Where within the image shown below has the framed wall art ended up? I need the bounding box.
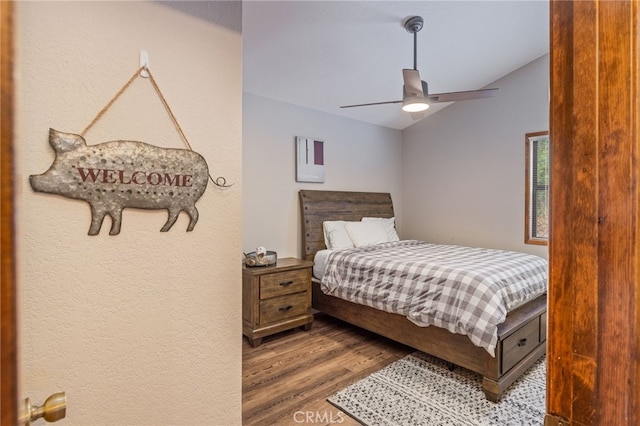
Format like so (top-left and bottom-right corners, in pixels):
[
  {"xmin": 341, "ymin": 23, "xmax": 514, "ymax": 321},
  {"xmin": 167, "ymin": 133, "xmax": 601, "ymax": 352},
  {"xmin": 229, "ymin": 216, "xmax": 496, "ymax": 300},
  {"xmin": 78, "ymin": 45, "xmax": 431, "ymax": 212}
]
[{"xmin": 295, "ymin": 136, "xmax": 325, "ymax": 183}]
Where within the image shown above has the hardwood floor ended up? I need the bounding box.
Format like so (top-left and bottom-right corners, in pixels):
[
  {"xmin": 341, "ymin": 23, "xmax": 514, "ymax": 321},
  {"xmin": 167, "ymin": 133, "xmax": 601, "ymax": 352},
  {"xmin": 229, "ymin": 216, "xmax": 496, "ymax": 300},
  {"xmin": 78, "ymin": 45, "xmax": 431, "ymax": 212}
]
[{"xmin": 242, "ymin": 312, "xmax": 413, "ymax": 425}]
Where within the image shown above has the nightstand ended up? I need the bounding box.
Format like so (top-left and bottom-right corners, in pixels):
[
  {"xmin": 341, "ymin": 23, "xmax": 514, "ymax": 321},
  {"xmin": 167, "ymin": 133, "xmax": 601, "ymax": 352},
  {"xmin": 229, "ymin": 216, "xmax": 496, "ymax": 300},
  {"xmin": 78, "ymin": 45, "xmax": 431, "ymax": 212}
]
[{"xmin": 242, "ymin": 257, "xmax": 314, "ymax": 347}]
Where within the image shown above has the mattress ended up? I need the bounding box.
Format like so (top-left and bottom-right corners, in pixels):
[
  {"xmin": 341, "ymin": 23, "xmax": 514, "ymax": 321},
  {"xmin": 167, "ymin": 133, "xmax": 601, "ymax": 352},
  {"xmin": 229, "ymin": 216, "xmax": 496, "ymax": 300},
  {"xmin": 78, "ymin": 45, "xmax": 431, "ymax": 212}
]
[{"xmin": 313, "ymin": 249, "xmax": 332, "ymax": 280}]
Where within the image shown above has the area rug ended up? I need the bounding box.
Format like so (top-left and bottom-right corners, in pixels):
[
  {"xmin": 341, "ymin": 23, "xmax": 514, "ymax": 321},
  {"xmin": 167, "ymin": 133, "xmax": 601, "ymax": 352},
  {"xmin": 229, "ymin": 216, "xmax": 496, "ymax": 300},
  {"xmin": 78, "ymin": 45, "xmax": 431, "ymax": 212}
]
[{"xmin": 328, "ymin": 352, "xmax": 545, "ymax": 426}]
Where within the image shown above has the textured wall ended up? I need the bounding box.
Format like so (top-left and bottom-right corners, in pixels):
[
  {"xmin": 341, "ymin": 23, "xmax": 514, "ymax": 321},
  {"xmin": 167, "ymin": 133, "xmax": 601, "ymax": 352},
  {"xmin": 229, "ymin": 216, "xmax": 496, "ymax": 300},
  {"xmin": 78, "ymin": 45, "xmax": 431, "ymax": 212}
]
[{"xmin": 15, "ymin": 2, "xmax": 242, "ymax": 424}]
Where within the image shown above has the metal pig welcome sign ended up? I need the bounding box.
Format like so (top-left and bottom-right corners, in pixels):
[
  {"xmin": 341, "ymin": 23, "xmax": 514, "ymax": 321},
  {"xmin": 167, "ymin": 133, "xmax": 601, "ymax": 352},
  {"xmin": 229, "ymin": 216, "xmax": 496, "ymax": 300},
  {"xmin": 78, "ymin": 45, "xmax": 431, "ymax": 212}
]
[{"xmin": 29, "ymin": 129, "xmax": 209, "ymax": 235}]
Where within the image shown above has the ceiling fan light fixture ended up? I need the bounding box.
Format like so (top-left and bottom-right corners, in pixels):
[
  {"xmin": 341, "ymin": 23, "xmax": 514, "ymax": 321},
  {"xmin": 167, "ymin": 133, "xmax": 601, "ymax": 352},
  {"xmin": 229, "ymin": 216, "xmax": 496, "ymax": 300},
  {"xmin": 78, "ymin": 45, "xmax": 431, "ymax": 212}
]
[{"xmin": 402, "ymin": 98, "xmax": 429, "ymax": 112}]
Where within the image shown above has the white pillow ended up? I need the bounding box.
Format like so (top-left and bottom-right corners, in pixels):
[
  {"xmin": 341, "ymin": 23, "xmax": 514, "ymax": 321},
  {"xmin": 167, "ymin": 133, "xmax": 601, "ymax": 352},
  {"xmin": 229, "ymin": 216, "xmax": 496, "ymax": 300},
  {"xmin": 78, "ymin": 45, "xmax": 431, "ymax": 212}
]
[
  {"xmin": 323, "ymin": 221, "xmax": 356, "ymax": 250},
  {"xmin": 344, "ymin": 221, "xmax": 389, "ymax": 247},
  {"xmin": 362, "ymin": 217, "xmax": 400, "ymax": 242}
]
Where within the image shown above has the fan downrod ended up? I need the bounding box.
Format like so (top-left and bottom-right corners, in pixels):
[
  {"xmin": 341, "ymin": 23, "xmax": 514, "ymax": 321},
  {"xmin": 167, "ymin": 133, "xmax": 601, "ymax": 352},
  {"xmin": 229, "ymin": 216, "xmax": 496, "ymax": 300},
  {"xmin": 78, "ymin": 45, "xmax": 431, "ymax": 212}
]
[{"xmin": 403, "ymin": 16, "xmax": 424, "ymax": 34}]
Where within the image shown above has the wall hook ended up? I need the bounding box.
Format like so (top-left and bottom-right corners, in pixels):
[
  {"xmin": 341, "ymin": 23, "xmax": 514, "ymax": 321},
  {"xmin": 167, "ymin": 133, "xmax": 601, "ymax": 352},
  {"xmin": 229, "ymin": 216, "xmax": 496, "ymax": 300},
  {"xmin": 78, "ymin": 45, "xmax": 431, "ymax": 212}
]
[{"xmin": 139, "ymin": 50, "xmax": 149, "ymax": 78}]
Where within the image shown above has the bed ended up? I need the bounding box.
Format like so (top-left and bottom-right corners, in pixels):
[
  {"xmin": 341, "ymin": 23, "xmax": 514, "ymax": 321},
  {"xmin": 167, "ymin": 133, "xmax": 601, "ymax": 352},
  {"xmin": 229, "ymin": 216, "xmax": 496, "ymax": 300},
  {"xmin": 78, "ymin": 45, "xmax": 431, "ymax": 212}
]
[{"xmin": 299, "ymin": 189, "xmax": 547, "ymax": 402}]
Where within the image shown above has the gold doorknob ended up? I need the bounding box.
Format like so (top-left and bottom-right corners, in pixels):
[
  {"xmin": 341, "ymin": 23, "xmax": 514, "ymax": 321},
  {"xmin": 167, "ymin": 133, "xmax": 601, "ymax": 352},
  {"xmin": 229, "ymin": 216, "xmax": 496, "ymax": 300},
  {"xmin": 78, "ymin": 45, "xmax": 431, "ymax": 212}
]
[{"xmin": 21, "ymin": 392, "xmax": 66, "ymax": 425}]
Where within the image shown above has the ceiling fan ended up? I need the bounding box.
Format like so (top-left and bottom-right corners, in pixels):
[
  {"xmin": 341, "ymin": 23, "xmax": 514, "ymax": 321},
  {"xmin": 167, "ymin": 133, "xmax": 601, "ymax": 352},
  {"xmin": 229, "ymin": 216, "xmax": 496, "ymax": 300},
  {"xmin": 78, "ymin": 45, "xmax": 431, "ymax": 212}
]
[{"xmin": 340, "ymin": 16, "xmax": 498, "ymax": 115}]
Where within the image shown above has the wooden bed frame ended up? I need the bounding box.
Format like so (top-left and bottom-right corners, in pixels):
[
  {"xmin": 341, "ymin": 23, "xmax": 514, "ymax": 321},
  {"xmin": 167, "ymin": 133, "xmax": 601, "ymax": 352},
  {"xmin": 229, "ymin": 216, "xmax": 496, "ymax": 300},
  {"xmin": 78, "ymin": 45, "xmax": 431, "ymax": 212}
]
[{"xmin": 299, "ymin": 189, "xmax": 546, "ymax": 402}]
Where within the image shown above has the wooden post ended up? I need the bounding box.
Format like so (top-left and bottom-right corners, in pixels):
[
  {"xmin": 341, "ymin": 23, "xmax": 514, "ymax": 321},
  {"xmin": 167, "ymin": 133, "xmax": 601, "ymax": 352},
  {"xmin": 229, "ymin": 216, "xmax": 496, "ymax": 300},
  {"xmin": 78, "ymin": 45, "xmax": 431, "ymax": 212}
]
[{"xmin": 548, "ymin": 0, "xmax": 639, "ymax": 424}]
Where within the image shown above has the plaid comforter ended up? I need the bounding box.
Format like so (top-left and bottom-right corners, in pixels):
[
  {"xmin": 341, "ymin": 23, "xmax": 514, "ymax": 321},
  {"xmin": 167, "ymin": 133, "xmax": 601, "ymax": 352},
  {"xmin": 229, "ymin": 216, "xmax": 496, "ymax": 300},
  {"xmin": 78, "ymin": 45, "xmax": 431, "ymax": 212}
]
[{"xmin": 320, "ymin": 240, "xmax": 547, "ymax": 356}]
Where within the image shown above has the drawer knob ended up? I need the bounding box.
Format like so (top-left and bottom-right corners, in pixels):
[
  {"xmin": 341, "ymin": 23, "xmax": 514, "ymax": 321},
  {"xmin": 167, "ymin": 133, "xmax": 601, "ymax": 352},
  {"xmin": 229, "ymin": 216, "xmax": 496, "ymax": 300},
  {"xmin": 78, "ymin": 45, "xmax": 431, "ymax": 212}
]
[
  {"xmin": 517, "ymin": 338, "xmax": 528, "ymax": 347},
  {"xmin": 279, "ymin": 305, "xmax": 293, "ymax": 312},
  {"xmin": 279, "ymin": 280, "xmax": 294, "ymax": 287}
]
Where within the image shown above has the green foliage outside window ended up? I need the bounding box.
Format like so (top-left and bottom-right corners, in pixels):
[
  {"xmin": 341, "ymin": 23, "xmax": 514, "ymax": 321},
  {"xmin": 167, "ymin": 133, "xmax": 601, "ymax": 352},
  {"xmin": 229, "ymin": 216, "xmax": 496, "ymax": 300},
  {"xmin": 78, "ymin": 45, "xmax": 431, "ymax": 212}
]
[{"xmin": 526, "ymin": 132, "xmax": 549, "ymax": 244}]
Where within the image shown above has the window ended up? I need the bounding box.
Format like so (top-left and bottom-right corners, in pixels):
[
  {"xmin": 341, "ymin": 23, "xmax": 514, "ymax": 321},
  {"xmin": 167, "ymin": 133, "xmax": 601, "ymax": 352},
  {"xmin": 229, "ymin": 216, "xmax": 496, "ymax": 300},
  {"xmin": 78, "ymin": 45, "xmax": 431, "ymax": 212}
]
[{"xmin": 525, "ymin": 131, "xmax": 549, "ymax": 245}]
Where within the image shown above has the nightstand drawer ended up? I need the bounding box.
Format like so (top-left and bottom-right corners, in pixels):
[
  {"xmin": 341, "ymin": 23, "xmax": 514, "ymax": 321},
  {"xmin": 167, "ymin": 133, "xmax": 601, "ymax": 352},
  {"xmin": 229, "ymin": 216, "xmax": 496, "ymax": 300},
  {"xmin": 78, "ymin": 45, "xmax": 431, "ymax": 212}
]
[
  {"xmin": 260, "ymin": 269, "xmax": 310, "ymax": 299},
  {"xmin": 502, "ymin": 317, "xmax": 539, "ymax": 373},
  {"xmin": 260, "ymin": 292, "xmax": 310, "ymax": 325}
]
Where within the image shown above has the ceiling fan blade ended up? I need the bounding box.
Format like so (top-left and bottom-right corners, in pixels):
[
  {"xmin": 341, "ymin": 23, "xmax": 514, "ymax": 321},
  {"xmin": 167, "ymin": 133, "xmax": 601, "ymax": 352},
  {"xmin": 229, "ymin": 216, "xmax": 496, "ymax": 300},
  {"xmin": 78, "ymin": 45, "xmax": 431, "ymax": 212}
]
[
  {"xmin": 340, "ymin": 100, "xmax": 402, "ymax": 109},
  {"xmin": 427, "ymin": 88, "xmax": 499, "ymax": 103},
  {"xmin": 402, "ymin": 69, "xmax": 424, "ymax": 98}
]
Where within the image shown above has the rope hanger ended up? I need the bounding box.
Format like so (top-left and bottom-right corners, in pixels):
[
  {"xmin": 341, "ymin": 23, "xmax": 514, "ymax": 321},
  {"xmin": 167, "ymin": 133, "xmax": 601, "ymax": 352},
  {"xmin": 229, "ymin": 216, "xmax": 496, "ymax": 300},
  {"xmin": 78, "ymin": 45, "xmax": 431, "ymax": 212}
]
[{"xmin": 82, "ymin": 65, "xmax": 231, "ymax": 188}]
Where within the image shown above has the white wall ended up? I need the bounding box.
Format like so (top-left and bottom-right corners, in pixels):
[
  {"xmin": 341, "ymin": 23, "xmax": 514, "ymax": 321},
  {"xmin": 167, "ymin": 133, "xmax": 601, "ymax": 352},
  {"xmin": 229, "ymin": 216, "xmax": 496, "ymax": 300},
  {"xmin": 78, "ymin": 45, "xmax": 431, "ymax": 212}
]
[
  {"xmin": 15, "ymin": 2, "xmax": 242, "ymax": 425},
  {"xmin": 402, "ymin": 55, "xmax": 549, "ymax": 258},
  {"xmin": 243, "ymin": 94, "xmax": 403, "ymax": 258}
]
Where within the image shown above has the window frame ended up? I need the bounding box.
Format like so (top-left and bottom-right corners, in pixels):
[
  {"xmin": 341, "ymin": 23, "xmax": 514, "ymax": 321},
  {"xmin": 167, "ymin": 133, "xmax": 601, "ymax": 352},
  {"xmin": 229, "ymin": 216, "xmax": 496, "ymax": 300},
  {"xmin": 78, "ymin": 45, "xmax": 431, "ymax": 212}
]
[{"xmin": 525, "ymin": 131, "xmax": 549, "ymax": 245}]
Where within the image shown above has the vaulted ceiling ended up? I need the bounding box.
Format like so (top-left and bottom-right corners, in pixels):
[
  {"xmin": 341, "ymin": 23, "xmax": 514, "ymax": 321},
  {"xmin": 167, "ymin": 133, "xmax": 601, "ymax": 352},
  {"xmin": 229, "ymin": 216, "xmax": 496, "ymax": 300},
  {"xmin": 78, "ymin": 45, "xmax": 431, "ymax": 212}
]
[{"xmin": 242, "ymin": 1, "xmax": 549, "ymax": 130}]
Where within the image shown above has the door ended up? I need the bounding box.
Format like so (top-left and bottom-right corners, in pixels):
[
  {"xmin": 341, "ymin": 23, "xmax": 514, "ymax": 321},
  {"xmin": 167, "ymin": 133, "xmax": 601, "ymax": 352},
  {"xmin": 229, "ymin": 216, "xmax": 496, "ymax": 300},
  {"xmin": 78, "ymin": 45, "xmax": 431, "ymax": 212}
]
[{"xmin": 3, "ymin": 5, "xmax": 65, "ymax": 423}]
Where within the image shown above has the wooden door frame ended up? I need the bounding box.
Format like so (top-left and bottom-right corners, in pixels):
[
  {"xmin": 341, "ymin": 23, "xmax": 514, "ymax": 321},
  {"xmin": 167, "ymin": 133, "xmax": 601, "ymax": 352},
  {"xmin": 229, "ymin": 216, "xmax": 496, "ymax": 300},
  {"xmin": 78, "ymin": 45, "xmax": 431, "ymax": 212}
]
[
  {"xmin": 547, "ymin": 0, "xmax": 639, "ymax": 424},
  {"xmin": 1, "ymin": 1, "xmax": 18, "ymax": 424}
]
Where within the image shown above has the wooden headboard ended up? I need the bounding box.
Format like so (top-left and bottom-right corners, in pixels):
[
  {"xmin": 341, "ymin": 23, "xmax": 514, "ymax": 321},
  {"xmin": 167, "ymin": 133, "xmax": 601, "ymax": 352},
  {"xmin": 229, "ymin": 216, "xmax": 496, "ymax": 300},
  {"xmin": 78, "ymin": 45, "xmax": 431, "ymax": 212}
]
[{"xmin": 299, "ymin": 190, "xmax": 394, "ymax": 261}]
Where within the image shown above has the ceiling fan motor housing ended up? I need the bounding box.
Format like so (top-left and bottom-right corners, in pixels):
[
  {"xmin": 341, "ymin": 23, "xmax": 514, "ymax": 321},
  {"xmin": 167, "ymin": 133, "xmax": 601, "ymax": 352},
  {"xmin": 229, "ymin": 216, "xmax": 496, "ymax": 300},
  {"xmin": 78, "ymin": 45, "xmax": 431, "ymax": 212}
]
[
  {"xmin": 421, "ymin": 81, "xmax": 428, "ymax": 97},
  {"xmin": 402, "ymin": 80, "xmax": 429, "ymax": 98}
]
